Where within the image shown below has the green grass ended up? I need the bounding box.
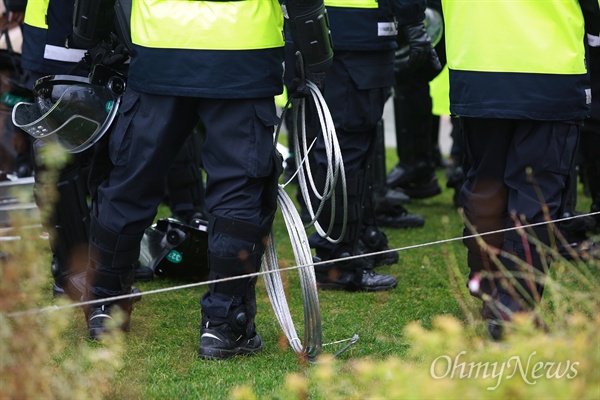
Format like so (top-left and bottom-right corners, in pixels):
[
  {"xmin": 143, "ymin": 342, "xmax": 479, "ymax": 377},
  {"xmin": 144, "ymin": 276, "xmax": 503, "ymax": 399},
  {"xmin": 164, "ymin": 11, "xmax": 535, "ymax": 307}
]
[
  {"xmin": 4, "ymin": 146, "xmax": 598, "ymax": 399},
  {"xmin": 37, "ymin": 149, "xmax": 471, "ymax": 397},
  {"xmin": 64, "ymin": 194, "xmax": 467, "ymax": 396}
]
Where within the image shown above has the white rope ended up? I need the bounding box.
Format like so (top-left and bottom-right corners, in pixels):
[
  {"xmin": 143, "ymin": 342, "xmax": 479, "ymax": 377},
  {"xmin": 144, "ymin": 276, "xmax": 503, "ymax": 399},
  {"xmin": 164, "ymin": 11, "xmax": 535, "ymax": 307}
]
[{"xmin": 6, "ymin": 211, "xmax": 599, "ymax": 319}]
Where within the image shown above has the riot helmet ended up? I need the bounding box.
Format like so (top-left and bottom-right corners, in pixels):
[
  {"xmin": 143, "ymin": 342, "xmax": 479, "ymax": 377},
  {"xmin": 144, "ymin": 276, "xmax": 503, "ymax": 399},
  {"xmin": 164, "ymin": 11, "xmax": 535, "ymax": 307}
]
[{"xmin": 11, "ymin": 65, "xmax": 126, "ymax": 153}]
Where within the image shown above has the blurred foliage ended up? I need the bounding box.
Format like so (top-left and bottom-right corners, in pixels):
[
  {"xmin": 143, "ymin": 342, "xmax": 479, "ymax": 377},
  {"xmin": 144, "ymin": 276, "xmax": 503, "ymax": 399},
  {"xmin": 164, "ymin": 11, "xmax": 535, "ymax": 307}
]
[{"xmin": 0, "ymin": 145, "xmax": 135, "ymax": 399}]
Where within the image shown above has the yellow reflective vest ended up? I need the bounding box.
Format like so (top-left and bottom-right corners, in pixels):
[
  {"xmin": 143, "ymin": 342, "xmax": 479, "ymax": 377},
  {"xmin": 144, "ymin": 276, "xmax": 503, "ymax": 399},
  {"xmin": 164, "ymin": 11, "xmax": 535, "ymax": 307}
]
[
  {"xmin": 22, "ymin": 0, "xmax": 87, "ymax": 74},
  {"xmin": 443, "ymin": 0, "xmax": 591, "ymax": 120},
  {"xmin": 128, "ymin": 0, "xmax": 285, "ymax": 98}
]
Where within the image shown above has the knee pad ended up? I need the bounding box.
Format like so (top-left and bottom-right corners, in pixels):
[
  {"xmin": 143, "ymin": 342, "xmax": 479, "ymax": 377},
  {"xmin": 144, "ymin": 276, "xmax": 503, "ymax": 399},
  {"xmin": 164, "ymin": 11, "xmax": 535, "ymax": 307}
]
[{"xmin": 89, "ymin": 215, "xmax": 143, "ymax": 268}]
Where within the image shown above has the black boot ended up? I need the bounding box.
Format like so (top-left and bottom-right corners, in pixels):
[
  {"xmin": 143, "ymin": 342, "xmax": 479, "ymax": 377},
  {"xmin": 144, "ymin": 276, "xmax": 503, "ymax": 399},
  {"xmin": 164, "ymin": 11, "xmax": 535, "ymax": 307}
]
[
  {"xmin": 359, "ymin": 194, "xmax": 400, "ymax": 265},
  {"xmin": 373, "ymin": 186, "xmax": 425, "ymax": 228},
  {"xmin": 481, "ymin": 289, "xmax": 525, "ymax": 341},
  {"xmin": 557, "ymin": 161, "xmax": 599, "ymax": 260},
  {"xmin": 558, "ymin": 211, "xmax": 599, "ymax": 260},
  {"xmin": 199, "ymin": 235, "xmax": 266, "ymax": 359},
  {"xmin": 481, "ymin": 229, "xmax": 551, "ymax": 341},
  {"xmin": 314, "ymin": 248, "xmax": 397, "ymax": 291},
  {"xmin": 199, "ymin": 303, "xmax": 262, "ymax": 360},
  {"xmin": 375, "ymin": 203, "xmax": 425, "ymax": 229},
  {"xmin": 389, "ymin": 78, "xmax": 442, "ymax": 199},
  {"xmin": 369, "ymin": 120, "xmax": 423, "ymax": 228},
  {"xmin": 386, "ymin": 162, "xmax": 442, "ymax": 199},
  {"xmin": 357, "ymin": 225, "xmax": 399, "ymax": 267},
  {"xmin": 87, "ymin": 286, "xmax": 142, "ymax": 340},
  {"xmin": 311, "ymin": 210, "xmax": 399, "ymax": 291},
  {"xmin": 86, "ymin": 217, "xmax": 144, "ymax": 340}
]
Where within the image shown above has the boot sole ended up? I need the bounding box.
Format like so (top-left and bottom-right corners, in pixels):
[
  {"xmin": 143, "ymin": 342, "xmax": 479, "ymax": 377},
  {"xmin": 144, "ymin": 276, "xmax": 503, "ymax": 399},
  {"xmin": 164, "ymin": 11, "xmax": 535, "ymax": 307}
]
[{"xmin": 198, "ymin": 345, "xmax": 262, "ymax": 360}]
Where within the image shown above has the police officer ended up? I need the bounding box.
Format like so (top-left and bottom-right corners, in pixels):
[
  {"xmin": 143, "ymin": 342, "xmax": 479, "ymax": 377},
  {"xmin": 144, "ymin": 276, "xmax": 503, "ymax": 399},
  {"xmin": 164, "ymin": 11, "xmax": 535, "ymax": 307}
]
[
  {"xmin": 443, "ymin": 0, "xmax": 600, "ymax": 338},
  {"xmin": 580, "ymin": 38, "xmax": 600, "ymax": 231},
  {"xmin": 386, "ymin": 0, "xmax": 445, "ymax": 200},
  {"xmin": 12, "ymin": 0, "xmax": 204, "ymax": 301},
  {"xmin": 15, "ymin": 0, "xmax": 109, "ymax": 300},
  {"xmin": 2, "ymin": 0, "xmax": 32, "ymax": 177},
  {"xmin": 306, "ymin": 0, "xmax": 439, "ymax": 291},
  {"xmin": 558, "ymin": 31, "xmax": 600, "ymax": 258},
  {"xmin": 75, "ymin": 0, "xmax": 332, "ymax": 360}
]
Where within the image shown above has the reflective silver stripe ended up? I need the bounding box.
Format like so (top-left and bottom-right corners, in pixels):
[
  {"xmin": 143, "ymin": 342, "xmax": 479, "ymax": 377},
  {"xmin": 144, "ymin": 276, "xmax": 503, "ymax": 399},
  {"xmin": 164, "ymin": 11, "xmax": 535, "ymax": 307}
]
[
  {"xmin": 89, "ymin": 313, "xmax": 112, "ymax": 321},
  {"xmin": 201, "ymin": 333, "xmax": 223, "ymax": 342},
  {"xmin": 43, "ymin": 45, "xmax": 87, "ymax": 63},
  {"xmin": 377, "ymin": 22, "xmax": 397, "ymax": 37}
]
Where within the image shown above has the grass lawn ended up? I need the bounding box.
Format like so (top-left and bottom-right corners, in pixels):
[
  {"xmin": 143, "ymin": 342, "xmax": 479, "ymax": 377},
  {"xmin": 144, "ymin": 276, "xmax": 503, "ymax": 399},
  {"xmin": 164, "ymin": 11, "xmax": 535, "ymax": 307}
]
[
  {"xmin": 62, "ymin": 164, "xmax": 471, "ymax": 398},
  {"xmin": 2, "ymin": 146, "xmax": 598, "ymax": 399}
]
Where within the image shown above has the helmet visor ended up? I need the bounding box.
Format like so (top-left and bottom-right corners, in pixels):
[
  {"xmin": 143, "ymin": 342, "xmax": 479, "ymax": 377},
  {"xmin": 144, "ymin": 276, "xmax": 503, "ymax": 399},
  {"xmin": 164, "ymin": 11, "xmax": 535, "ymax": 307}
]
[
  {"xmin": 12, "ymin": 76, "xmax": 122, "ymax": 153},
  {"xmin": 425, "ymin": 7, "xmax": 444, "ymax": 47}
]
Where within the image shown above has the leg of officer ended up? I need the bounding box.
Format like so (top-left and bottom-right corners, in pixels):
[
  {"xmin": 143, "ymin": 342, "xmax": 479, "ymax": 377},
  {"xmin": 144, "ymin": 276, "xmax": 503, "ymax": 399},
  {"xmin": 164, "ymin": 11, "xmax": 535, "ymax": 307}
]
[
  {"xmin": 498, "ymin": 120, "xmax": 578, "ymax": 308},
  {"xmin": 461, "ymin": 117, "xmax": 579, "ymax": 340},
  {"xmin": 166, "ymin": 130, "xmax": 207, "ymax": 224},
  {"xmin": 309, "ymin": 50, "xmax": 398, "ymax": 292},
  {"xmin": 86, "ymin": 89, "xmax": 196, "ymax": 339},
  {"xmin": 197, "ymin": 97, "xmax": 280, "ymax": 359},
  {"xmin": 460, "ymin": 117, "xmax": 511, "ymax": 303}
]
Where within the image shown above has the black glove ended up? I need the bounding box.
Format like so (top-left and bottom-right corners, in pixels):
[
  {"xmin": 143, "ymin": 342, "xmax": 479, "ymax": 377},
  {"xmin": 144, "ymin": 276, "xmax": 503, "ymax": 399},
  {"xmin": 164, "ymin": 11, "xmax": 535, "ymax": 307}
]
[
  {"xmin": 395, "ymin": 22, "xmax": 442, "ymax": 80},
  {"xmin": 83, "ymin": 33, "xmax": 130, "ymax": 69},
  {"xmin": 288, "ymin": 55, "xmax": 326, "ymax": 99}
]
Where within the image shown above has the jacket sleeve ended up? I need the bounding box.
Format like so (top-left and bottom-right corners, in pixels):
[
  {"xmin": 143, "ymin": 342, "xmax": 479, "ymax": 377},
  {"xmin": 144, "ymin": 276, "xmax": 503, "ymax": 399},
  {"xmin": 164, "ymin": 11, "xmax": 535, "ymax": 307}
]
[
  {"xmin": 4, "ymin": 0, "xmax": 28, "ymax": 12},
  {"xmin": 579, "ymin": 0, "xmax": 600, "ymax": 36}
]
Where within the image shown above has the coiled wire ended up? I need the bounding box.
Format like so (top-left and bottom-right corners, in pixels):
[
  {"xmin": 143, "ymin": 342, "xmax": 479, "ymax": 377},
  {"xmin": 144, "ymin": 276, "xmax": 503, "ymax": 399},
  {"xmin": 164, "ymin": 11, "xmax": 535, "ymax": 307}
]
[
  {"xmin": 263, "ymin": 186, "xmax": 322, "ymax": 359},
  {"xmin": 290, "ymin": 80, "xmax": 348, "ymax": 243},
  {"xmin": 264, "ymin": 68, "xmax": 352, "ymax": 360}
]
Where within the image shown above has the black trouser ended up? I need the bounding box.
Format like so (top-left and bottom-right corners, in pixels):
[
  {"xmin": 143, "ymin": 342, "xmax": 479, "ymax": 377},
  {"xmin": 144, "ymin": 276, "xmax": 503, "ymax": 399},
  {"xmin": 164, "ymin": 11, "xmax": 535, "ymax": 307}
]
[
  {"xmin": 393, "ymin": 77, "xmax": 435, "ymax": 172},
  {"xmin": 580, "ymin": 45, "xmax": 600, "ymax": 219},
  {"xmin": 89, "ymin": 90, "xmax": 280, "ymax": 316},
  {"xmin": 460, "ymin": 118, "xmax": 579, "ymax": 304},
  {"xmin": 33, "ymin": 141, "xmax": 92, "ymax": 294},
  {"xmin": 307, "ymin": 50, "xmax": 394, "ymax": 256},
  {"xmin": 166, "ymin": 130, "xmax": 206, "ymax": 222}
]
